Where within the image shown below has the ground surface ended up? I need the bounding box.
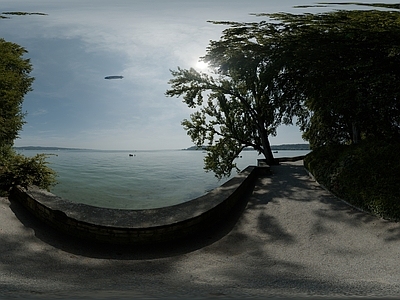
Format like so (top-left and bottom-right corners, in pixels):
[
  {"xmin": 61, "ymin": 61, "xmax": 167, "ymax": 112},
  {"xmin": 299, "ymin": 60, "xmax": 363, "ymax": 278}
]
[{"xmin": 1, "ymin": 161, "xmax": 400, "ymax": 299}]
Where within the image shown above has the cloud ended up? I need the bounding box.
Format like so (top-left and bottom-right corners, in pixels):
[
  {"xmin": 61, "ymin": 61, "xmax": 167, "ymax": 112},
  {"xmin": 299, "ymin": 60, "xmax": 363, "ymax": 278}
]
[
  {"xmin": 5, "ymin": 0, "xmax": 325, "ymax": 150},
  {"xmin": 30, "ymin": 109, "xmax": 48, "ymax": 116}
]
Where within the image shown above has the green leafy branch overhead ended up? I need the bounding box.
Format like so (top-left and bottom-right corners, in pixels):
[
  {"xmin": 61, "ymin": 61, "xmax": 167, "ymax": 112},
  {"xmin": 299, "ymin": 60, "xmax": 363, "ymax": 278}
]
[{"xmin": 167, "ymin": 3, "xmax": 400, "ymax": 178}]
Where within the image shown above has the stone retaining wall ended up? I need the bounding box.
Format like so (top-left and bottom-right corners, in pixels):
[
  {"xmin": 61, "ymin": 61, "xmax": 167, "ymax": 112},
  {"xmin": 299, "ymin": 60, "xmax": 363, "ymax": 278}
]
[{"xmin": 10, "ymin": 166, "xmax": 268, "ymax": 244}]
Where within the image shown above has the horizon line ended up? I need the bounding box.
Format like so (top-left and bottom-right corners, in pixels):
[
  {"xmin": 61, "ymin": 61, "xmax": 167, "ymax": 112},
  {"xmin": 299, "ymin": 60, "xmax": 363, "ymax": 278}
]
[{"xmin": 13, "ymin": 143, "xmax": 310, "ymax": 152}]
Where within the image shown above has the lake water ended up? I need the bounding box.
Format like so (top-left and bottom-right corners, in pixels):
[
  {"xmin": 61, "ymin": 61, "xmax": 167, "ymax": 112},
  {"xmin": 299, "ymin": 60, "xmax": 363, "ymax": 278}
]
[{"xmin": 17, "ymin": 149, "xmax": 310, "ymax": 209}]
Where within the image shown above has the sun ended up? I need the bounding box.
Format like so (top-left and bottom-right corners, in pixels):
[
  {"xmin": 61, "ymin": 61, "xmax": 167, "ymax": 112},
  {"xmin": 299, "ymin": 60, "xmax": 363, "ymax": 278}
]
[{"xmin": 195, "ymin": 60, "xmax": 209, "ymax": 70}]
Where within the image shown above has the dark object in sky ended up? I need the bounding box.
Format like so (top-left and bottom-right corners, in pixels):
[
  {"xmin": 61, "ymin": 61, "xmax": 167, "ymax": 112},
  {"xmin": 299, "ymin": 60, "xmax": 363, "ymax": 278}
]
[
  {"xmin": 2, "ymin": 12, "xmax": 48, "ymax": 16},
  {"xmin": 104, "ymin": 75, "xmax": 123, "ymax": 80}
]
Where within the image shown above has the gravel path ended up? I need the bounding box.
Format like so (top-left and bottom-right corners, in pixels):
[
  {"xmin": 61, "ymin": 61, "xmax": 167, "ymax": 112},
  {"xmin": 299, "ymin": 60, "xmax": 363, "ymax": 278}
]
[{"xmin": 1, "ymin": 161, "xmax": 400, "ymax": 299}]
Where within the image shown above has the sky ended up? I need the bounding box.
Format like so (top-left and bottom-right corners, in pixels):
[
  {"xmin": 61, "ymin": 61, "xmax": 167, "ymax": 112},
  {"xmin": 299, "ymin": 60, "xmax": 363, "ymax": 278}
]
[{"xmin": 1, "ymin": 0, "xmax": 397, "ymax": 150}]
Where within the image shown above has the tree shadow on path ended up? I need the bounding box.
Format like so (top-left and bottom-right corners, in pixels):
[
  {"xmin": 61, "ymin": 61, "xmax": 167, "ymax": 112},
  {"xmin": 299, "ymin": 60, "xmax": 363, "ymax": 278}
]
[{"xmin": 248, "ymin": 162, "xmax": 400, "ymax": 243}]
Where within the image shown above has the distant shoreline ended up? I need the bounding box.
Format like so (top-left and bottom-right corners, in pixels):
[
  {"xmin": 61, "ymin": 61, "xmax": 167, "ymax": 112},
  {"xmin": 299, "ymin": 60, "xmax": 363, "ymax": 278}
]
[
  {"xmin": 184, "ymin": 143, "xmax": 310, "ymax": 151},
  {"xmin": 14, "ymin": 143, "xmax": 310, "ymax": 152},
  {"xmin": 14, "ymin": 146, "xmax": 91, "ymax": 151},
  {"xmin": 270, "ymin": 143, "xmax": 310, "ymax": 151}
]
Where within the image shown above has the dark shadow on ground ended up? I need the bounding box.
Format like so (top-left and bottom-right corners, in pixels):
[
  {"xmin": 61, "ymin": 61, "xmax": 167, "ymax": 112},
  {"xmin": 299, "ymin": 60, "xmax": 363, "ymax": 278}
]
[
  {"xmin": 263, "ymin": 163, "xmax": 380, "ymax": 218},
  {"xmin": 251, "ymin": 162, "xmax": 400, "ymax": 242}
]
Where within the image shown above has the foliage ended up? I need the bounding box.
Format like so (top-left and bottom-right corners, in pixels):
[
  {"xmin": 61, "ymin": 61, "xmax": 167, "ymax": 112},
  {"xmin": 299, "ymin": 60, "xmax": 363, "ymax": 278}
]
[
  {"xmin": 167, "ymin": 4, "xmax": 400, "ymax": 177},
  {"xmin": 0, "ymin": 38, "xmax": 34, "ymax": 147},
  {"xmin": 320, "ymin": 3, "xmax": 400, "ymax": 10},
  {"xmin": 0, "ymin": 38, "xmax": 57, "ymax": 194},
  {"xmin": 287, "ymin": 4, "xmax": 400, "ymax": 220},
  {"xmin": 167, "ymin": 3, "xmax": 400, "ymax": 183},
  {"xmin": 0, "ymin": 146, "xmax": 57, "ymax": 195},
  {"xmin": 166, "ymin": 22, "xmax": 306, "ymax": 178},
  {"xmin": 267, "ymin": 8, "xmax": 400, "ymax": 147},
  {"xmin": 304, "ymin": 141, "xmax": 400, "ymax": 220}
]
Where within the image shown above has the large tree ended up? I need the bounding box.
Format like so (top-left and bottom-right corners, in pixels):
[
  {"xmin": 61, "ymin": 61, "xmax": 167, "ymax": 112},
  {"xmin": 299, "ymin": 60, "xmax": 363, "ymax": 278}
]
[
  {"xmin": 167, "ymin": 3, "xmax": 400, "ymax": 177},
  {"xmin": 166, "ymin": 22, "xmax": 304, "ymax": 178},
  {"xmin": 268, "ymin": 6, "xmax": 400, "ymax": 147},
  {"xmin": 0, "ymin": 38, "xmax": 34, "ymax": 147}
]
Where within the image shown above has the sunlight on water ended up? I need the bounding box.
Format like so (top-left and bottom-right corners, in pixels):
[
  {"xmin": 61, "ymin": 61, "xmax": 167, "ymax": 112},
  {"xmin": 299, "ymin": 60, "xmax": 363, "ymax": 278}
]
[{"xmin": 17, "ymin": 149, "xmax": 309, "ymax": 209}]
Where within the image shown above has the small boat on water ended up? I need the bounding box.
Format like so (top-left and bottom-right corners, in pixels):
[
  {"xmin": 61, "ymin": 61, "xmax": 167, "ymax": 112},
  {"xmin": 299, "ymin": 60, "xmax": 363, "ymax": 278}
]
[{"xmin": 129, "ymin": 153, "xmax": 135, "ymax": 157}]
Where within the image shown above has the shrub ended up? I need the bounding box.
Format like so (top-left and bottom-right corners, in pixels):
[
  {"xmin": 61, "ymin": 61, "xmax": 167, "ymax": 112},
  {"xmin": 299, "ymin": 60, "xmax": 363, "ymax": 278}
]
[
  {"xmin": 304, "ymin": 141, "xmax": 400, "ymax": 221},
  {"xmin": 0, "ymin": 146, "xmax": 57, "ymax": 195}
]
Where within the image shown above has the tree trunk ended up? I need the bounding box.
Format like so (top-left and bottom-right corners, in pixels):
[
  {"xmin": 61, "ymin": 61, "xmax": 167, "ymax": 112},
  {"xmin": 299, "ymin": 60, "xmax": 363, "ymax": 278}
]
[
  {"xmin": 352, "ymin": 122, "xmax": 361, "ymax": 144},
  {"xmin": 261, "ymin": 133, "xmax": 277, "ymax": 165}
]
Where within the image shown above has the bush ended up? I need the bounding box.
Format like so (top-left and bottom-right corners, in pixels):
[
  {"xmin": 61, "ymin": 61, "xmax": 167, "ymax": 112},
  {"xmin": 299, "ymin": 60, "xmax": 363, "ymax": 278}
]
[
  {"xmin": 304, "ymin": 140, "xmax": 400, "ymax": 221},
  {"xmin": 0, "ymin": 146, "xmax": 57, "ymax": 196}
]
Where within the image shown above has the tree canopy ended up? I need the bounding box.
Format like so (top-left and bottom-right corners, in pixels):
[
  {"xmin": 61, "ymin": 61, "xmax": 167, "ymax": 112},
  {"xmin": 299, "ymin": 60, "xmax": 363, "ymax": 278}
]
[
  {"xmin": 0, "ymin": 38, "xmax": 34, "ymax": 147},
  {"xmin": 166, "ymin": 21, "xmax": 305, "ymax": 178},
  {"xmin": 167, "ymin": 3, "xmax": 400, "ymax": 177},
  {"xmin": 269, "ymin": 8, "xmax": 400, "ymax": 147},
  {"xmin": 0, "ymin": 38, "xmax": 57, "ymax": 193}
]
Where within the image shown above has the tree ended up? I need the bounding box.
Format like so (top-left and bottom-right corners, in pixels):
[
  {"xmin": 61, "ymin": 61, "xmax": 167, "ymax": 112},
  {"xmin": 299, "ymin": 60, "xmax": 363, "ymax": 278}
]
[
  {"xmin": 0, "ymin": 38, "xmax": 57, "ymax": 193},
  {"xmin": 0, "ymin": 38, "xmax": 33, "ymax": 147},
  {"xmin": 267, "ymin": 7, "xmax": 400, "ymax": 147},
  {"xmin": 167, "ymin": 3, "xmax": 400, "ymax": 177},
  {"xmin": 166, "ymin": 22, "xmax": 304, "ymax": 178}
]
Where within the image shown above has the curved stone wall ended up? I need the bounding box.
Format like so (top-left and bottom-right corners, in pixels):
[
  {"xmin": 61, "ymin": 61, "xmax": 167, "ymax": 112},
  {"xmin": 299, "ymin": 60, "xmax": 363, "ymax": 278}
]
[{"xmin": 10, "ymin": 166, "xmax": 268, "ymax": 244}]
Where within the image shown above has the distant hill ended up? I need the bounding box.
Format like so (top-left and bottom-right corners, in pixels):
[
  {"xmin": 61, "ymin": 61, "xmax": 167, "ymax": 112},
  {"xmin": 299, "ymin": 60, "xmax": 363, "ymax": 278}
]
[
  {"xmin": 184, "ymin": 145, "xmax": 208, "ymax": 150},
  {"xmin": 271, "ymin": 143, "xmax": 310, "ymax": 150},
  {"xmin": 185, "ymin": 143, "xmax": 310, "ymax": 151}
]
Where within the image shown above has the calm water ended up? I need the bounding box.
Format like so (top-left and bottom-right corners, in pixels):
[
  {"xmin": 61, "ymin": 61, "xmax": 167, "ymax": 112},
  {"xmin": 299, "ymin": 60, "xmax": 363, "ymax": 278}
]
[{"xmin": 17, "ymin": 149, "xmax": 309, "ymax": 209}]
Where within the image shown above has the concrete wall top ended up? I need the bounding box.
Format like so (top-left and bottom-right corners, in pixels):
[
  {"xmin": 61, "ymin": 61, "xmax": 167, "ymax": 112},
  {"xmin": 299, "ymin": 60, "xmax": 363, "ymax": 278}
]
[{"xmin": 17, "ymin": 166, "xmax": 258, "ymax": 229}]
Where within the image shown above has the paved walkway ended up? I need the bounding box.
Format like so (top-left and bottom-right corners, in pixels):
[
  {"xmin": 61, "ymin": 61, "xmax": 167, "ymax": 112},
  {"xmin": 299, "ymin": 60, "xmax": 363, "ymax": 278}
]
[{"xmin": 1, "ymin": 161, "xmax": 400, "ymax": 299}]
